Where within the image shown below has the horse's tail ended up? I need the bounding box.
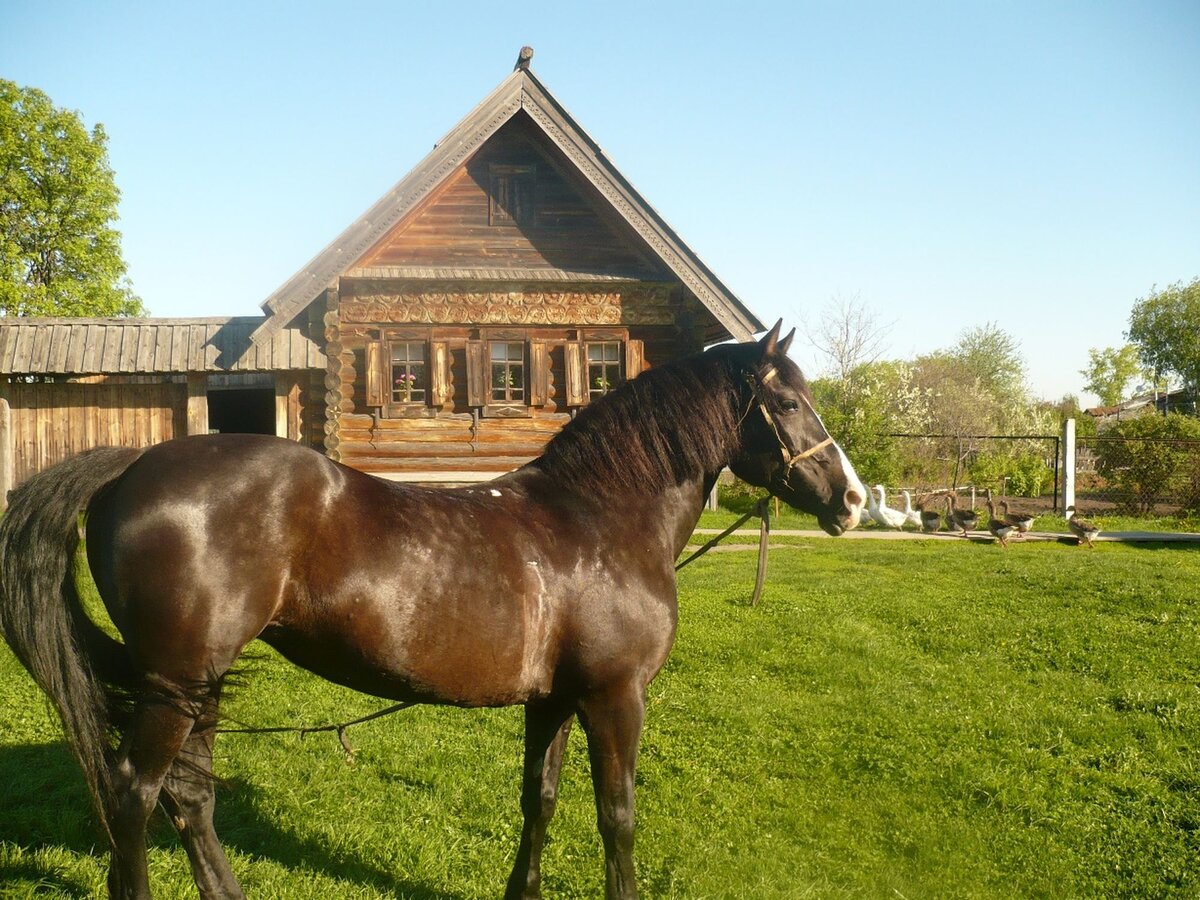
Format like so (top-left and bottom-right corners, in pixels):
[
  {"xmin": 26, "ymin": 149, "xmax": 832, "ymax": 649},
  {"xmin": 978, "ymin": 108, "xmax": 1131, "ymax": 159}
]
[{"xmin": 0, "ymin": 446, "xmax": 144, "ymax": 840}]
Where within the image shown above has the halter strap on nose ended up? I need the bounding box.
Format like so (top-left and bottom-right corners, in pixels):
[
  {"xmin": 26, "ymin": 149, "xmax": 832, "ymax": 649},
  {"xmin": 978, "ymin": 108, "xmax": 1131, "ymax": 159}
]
[{"xmin": 788, "ymin": 433, "xmax": 835, "ymax": 462}]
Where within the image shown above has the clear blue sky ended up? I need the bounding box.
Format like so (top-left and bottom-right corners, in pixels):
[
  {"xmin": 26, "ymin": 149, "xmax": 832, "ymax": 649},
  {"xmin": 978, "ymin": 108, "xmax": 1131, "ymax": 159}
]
[{"xmin": 3, "ymin": 1, "xmax": 1197, "ymax": 405}]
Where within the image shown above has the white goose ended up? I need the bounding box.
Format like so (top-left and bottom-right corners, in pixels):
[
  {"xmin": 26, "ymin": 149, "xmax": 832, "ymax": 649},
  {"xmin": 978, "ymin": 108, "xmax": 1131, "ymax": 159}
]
[
  {"xmin": 873, "ymin": 485, "xmax": 909, "ymax": 530},
  {"xmin": 863, "ymin": 483, "xmax": 883, "ymax": 526},
  {"xmin": 901, "ymin": 490, "xmax": 923, "ymax": 529}
]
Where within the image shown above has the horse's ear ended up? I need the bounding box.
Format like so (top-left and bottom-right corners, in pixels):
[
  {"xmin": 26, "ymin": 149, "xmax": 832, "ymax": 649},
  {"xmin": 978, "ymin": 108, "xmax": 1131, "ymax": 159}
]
[
  {"xmin": 778, "ymin": 327, "xmax": 796, "ymax": 356},
  {"xmin": 758, "ymin": 319, "xmax": 783, "ymax": 355}
]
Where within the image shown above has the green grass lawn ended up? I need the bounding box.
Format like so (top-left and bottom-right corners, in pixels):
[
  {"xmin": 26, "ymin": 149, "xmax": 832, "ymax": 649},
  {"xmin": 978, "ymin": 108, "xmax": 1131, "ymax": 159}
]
[{"xmin": 2, "ymin": 539, "xmax": 1198, "ymax": 897}]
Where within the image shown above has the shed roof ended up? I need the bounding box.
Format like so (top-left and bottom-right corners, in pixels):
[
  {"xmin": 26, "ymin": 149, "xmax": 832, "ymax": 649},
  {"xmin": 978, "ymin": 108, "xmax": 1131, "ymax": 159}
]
[
  {"xmin": 0, "ymin": 317, "xmax": 324, "ymax": 376},
  {"xmin": 252, "ymin": 57, "xmax": 762, "ymax": 345}
]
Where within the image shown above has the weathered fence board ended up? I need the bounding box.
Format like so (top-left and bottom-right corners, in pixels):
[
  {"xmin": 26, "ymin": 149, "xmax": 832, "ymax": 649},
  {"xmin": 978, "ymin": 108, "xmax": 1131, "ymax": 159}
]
[{"xmin": 0, "ymin": 382, "xmax": 186, "ymax": 486}]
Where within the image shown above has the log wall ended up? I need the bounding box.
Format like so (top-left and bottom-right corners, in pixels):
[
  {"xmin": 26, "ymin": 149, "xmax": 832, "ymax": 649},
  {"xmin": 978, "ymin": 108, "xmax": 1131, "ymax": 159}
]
[{"xmin": 330, "ymin": 303, "xmax": 700, "ymax": 477}]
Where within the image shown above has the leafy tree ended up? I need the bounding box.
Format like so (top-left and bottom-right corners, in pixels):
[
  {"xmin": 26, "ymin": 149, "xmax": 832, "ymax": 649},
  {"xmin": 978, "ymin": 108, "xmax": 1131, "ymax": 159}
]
[
  {"xmin": 0, "ymin": 80, "xmax": 144, "ymax": 316},
  {"xmin": 1080, "ymin": 345, "xmax": 1143, "ymax": 406},
  {"xmin": 1127, "ymin": 277, "xmax": 1200, "ymax": 392},
  {"xmin": 809, "ymin": 322, "xmax": 1055, "ymax": 493},
  {"xmin": 808, "ymin": 360, "xmax": 928, "ymax": 484},
  {"xmin": 810, "ymin": 367, "xmax": 902, "ymax": 487},
  {"xmin": 950, "ymin": 322, "xmax": 1027, "ymax": 398},
  {"xmin": 913, "ymin": 351, "xmax": 1000, "ymax": 437},
  {"xmin": 908, "ymin": 327, "xmax": 1052, "ymax": 489}
]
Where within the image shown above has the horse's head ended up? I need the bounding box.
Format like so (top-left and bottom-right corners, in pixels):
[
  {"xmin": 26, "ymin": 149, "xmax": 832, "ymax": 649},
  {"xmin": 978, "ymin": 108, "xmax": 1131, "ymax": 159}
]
[{"xmin": 726, "ymin": 321, "xmax": 866, "ymax": 536}]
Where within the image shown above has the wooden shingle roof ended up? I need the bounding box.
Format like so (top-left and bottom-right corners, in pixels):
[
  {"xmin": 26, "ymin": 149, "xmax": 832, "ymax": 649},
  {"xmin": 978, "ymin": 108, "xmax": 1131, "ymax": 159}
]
[
  {"xmin": 252, "ymin": 59, "xmax": 762, "ymax": 345},
  {"xmin": 0, "ymin": 317, "xmax": 324, "ymax": 376}
]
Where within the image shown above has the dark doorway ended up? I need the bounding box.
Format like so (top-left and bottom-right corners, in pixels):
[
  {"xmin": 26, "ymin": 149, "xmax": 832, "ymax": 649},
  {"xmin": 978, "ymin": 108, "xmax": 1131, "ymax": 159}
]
[{"xmin": 208, "ymin": 388, "xmax": 274, "ymax": 435}]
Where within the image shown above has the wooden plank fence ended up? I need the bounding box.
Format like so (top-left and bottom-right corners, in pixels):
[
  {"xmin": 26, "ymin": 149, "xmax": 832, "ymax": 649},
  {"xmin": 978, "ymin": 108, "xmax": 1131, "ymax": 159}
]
[{"xmin": 0, "ymin": 382, "xmax": 186, "ymax": 491}]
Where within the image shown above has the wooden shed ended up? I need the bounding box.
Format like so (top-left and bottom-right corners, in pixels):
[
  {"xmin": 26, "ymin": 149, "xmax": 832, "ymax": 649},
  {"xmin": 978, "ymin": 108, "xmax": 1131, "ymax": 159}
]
[
  {"xmin": 0, "ymin": 50, "xmax": 762, "ymax": 490},
  {"xmin": 0, "ymin": 317, "xmax": 323, "ymax": 491}
]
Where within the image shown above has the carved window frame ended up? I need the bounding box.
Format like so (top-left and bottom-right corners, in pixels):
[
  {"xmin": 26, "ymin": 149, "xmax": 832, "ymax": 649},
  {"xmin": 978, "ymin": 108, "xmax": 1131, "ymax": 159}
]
[
  {"xmin": 490, "ymin": 340, "xmax": 526, "ymax": 404},
  {"xmin": 565, "ymin": 328, "xmax": 641, "ymax": 407},
  {"xmin": 473, "ymin": 328, "xmax": 531, "ymax": 418},
  {"xmin": 389, "ymin": 340, "xmax": 427, "ymax": 409},
  {"xmin": 378, "ymin": 327, "xmax": 443, "ymax": 419}
]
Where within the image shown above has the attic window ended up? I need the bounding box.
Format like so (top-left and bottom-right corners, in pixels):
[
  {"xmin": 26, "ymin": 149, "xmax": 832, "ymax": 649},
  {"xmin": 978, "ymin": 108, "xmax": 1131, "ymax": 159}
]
[{"xmin": 489, "ymin": 164, "xmax": 536, "ymax": 226}]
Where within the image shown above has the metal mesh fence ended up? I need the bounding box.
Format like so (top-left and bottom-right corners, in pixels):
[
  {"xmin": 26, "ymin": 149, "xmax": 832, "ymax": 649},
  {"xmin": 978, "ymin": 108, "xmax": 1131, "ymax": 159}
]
[
  {"xmin": 1074, "ymin": 435, "xmax": 1200, "ymax": 516},
  {"xmin": 878, "ymin": 433, "xmax": 1062, "ymax": 513},
  {"xmin": 726, "ymin": 427, "xmax": 1200, "ymax": 523}
]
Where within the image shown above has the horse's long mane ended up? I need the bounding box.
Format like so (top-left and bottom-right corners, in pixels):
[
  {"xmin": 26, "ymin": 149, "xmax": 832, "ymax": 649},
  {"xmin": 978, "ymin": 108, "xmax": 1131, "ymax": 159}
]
[{"xmin": 532, "ymin": 346, "xmax": 745, "ymax": 494}]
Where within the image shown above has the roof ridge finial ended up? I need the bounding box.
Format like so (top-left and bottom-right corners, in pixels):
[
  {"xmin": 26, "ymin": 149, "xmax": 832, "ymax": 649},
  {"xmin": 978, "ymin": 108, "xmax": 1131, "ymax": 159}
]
[{"xmin": 515, "ymin": 46, "xmax": 534, "ymax": 71}]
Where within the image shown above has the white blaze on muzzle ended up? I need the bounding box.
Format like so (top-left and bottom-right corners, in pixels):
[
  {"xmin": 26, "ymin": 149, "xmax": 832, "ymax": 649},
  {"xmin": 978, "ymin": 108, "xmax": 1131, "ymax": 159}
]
[{"xmin": 834, "ymin": 443, "xmax": 867, "ymax": 530}]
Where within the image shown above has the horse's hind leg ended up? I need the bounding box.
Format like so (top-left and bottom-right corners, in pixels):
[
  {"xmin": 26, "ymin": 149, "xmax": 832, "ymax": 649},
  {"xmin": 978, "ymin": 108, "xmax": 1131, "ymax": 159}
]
[
  {"xmin": 505, "ymin": 701, "xmax": 575, "ymax": 900},
  {"xmin": 158, "ymin": 699, "xmax": 244, "ymax": 899},
  {"xmin": 107, "ymin": 695, "xmax": 199, "ymax": 899},
  {"xmin": 578, "ymin": 682, "xmax": 646, "ymax": 900}
]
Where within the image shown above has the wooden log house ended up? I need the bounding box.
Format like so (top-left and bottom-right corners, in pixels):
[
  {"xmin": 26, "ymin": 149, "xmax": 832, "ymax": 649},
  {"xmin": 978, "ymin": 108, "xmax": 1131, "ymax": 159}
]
[{"xmin": 0, "ymin": 49, "xmax": 763, "ymax": 491}]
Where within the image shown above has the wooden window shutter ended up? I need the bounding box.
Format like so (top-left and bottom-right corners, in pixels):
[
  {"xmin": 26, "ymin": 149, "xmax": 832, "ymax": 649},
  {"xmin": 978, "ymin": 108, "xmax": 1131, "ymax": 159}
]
[
  {"xmin": 625, "ymin": 339, "xmax": 645, "ymax": 382},
  {"xmin": 364, "ymin": 341, "xmax": 384, "ymax": 408},
  {"xmin": 565, "ymin": 341, "xmax": 587, "ymax": 406},
  {"xmin": 430, "ymin": 340, "xmax": 450, "ymax": 405},
  {"xmin": 466, "ymin": 340, "xmax": 486, "ymax": 407},
  {"xmin": 529, "ymin": 340, "xmax": 548, "ymax": 407}
]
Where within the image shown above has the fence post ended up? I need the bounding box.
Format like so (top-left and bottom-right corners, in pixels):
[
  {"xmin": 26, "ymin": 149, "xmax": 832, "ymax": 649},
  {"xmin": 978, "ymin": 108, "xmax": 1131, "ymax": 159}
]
[
  {"xmin": 1062, "ymin": 418, "xmax": 1076, "ymax": 517},
  {"xmin": 0, "ymin": 398, "xmax": 11, "ymax": 510},
  {"xmin": 1052, "ymin": 436, "xmax": 1060, "ymax": 513}
]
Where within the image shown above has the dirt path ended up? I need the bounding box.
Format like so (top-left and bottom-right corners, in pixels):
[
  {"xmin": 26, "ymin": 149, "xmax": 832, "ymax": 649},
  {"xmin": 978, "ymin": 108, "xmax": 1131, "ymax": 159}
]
[{"xmin": 692, "ymin": 528, "xmax": 1200, "ymax": 544}]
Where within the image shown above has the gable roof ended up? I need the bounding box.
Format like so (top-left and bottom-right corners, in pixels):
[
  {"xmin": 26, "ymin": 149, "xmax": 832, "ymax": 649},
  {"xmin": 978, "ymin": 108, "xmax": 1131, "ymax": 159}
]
[{"xmin": 251, "ymin": 60, "xmax": 762, "ymax": 344}]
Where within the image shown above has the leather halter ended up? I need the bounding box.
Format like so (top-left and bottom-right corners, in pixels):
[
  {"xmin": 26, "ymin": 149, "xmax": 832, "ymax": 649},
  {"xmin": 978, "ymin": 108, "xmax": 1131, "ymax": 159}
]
[{"xmin": 744, "ymin": 365, "xmax": 835, "ymax": 484}]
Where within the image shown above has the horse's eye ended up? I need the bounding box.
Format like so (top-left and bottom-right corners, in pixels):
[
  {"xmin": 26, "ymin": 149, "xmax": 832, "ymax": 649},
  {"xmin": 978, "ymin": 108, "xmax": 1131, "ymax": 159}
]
[{"xmin": 780, "ymin": 399, "xmax": 800, "ymax": 412}]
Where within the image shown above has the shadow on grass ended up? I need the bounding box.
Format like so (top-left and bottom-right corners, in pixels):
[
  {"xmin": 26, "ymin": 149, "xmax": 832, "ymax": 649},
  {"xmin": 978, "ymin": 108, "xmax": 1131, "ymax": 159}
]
[
  {"xmin": 0, "ymin": 742, "xmax": 465, "ymax": 899},
  {"xmin": 0, "ymin": 857, "xmax": 95, "ymax": 898}
]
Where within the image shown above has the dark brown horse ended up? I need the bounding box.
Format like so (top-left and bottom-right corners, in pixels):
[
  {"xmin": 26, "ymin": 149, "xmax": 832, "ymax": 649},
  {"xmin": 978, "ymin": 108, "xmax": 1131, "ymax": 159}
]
[{"xmin": 0, "ymin": 322, "xmax": 864, "ymax": 899}]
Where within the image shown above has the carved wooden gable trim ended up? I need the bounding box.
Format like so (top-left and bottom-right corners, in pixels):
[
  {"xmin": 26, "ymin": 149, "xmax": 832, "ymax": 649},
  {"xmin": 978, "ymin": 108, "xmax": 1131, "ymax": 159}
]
[{"xmin": 340, "ymin": 282, "xmax": 677, "ymax": 327}]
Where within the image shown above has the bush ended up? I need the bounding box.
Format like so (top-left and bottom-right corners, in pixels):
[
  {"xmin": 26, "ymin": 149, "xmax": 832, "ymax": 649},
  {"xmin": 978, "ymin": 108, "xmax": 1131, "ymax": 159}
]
[
  {"xmin": 1094, "ymin": 412, "xmax": 1200, "ymax": 513},
  {"xmin": 718, "ymin": 476, "xmax": 769, "ymax": 512},
  {"xmin": 967, "ymin": 451, "xmax": 1050, "ymax": 498},
  {"xmin": 1007, "ymin": 454, "xmax": 1051, "ymax": 497}
]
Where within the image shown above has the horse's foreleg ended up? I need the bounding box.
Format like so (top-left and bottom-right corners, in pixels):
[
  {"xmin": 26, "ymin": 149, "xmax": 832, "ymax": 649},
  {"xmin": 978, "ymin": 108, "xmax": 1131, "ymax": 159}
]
[
  {"xmin": 505, "ymin": 702, "xmax": 575, "ymax": 900},
  {"xmin": 107, "ymin": 700, "xmax": 196, "ymax": 900},
  {"xmin": 158, "ymin": 707, "xmax": 244, "ymax": 900},
  {"xmin": 579, "ymin": 682, "xmax": 646, "ymax": 900}
]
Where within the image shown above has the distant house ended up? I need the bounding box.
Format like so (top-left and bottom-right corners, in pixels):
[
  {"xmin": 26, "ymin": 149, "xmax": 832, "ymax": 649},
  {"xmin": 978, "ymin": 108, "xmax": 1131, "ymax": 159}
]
[
  {"xmin": 0, "ymin": 50, "xmax": 762, "ymax": 491},
  {"xmin": 1086, "ymin": 387, "xmax": 1198, "ymax": 429}
]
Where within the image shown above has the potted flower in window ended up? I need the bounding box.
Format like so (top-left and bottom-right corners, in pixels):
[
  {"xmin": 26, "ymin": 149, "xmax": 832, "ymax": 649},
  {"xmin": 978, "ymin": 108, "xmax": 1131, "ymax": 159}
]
[{"xmin": 395, "ymin": 372, "xmax": 418, "ymax": 402}]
